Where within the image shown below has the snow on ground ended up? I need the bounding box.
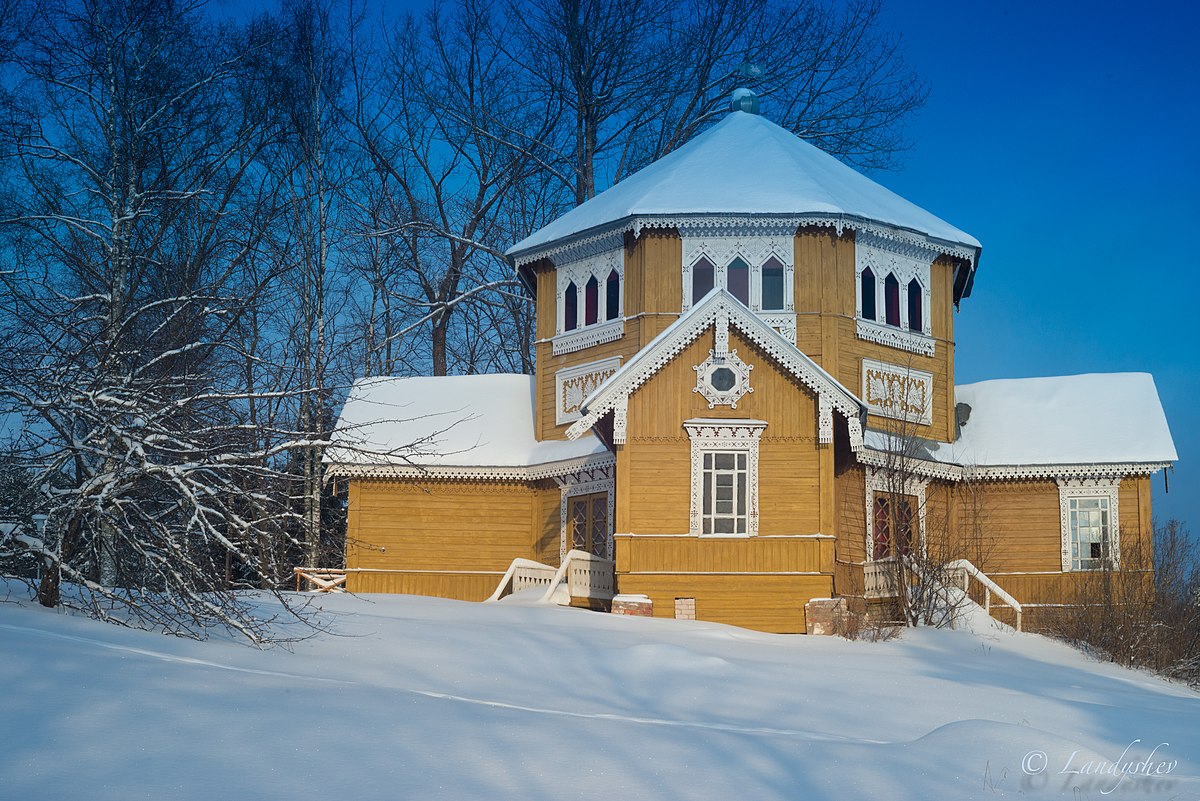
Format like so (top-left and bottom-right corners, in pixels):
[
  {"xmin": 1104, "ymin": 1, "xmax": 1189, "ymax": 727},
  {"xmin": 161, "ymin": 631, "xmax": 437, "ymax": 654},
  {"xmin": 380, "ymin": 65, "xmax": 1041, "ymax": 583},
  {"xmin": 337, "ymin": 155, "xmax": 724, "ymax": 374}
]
[{"xmin": 2, "ymin": 585, "xmax": 1197, "ymax": 800}]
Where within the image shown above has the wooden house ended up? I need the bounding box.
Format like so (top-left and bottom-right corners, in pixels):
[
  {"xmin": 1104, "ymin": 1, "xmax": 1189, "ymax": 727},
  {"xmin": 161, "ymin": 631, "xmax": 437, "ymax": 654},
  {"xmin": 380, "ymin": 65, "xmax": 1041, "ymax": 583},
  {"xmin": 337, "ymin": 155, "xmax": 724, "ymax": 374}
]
[{"xmin": 326, "ymin": 94, "xmax": 1177, "ymax": 633}]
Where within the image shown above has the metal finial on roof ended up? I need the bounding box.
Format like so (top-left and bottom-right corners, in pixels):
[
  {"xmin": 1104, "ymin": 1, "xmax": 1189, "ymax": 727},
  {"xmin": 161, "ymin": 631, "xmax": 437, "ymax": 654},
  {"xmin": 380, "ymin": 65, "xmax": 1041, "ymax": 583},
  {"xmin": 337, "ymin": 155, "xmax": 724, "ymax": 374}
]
[{"xmin": 730, "ymin": 86, "xmax": 759, "ymax": 115}]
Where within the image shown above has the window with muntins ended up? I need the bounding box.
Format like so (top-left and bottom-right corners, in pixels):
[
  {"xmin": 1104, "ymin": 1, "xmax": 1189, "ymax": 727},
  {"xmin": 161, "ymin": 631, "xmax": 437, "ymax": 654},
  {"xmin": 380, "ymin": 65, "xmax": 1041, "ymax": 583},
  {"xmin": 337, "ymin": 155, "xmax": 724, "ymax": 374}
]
[
  {"xmin": 1069, "ymin": 497, "xmax": 1111, "ymax": 570},
  {"xmin": 872, "ymin": 493, "xmax": 914, "ymax": 560},
  {"xmin": 702, "ymin": 451, "xmax": 748, "ymax": 535}
]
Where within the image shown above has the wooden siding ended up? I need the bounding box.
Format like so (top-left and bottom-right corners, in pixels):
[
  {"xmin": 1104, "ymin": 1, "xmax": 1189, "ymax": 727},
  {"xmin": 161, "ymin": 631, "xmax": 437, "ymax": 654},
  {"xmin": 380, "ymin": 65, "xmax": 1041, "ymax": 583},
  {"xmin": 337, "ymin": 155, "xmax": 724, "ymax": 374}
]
[
  {"xmin": 346, "ymin": 479, "xmax": 538, "ymax": 601},
  {"xmin": 616, "ymin": 573, "xmax": 832, "ymax": 633},
  {"xmin": 532, "ymin": 481, "xmax": 563, "ymax": 566},
  {"xmin": 791, "ymin": 227, "xmax": 958, "ymax": 443},
  {"xmin": 345, "ymin": 570, "xmax": 500, "ymax": 600},
  {"xmin": 623, "ymin": 328, "xmax": 826, "ymax": 535},
  {"xmin": 616, "ymin": 534, "xmax": 834, "ymax": 574}
]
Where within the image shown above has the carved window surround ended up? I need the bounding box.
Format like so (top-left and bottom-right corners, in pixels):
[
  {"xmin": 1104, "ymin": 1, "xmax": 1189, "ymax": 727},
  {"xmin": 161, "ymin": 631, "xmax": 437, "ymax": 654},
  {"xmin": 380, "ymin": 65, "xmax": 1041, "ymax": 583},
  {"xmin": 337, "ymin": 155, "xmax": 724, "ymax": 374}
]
[
  {"xmin": 855, "ymin": 231, "xmax": 934, "ymax": 353},
  {"xmin": 865, "ymin": 466, "xmax": 928, "ymax": 560},
  {"xmin": 555, "ymin": 357, "xmax": 622, "ymax": 425},
  {"xmin": 554, "ymin": 242, "xmax": 625, "ymax": 354},
  {"xmin": 679, "ymin": 224, "xmax": 795, "ymax": 340},
  {"xmin": 556, "ymin": 465, "xmax": 616, "ymax": 564},
  {"xmin": 1057, "ymin": 477, "xmax": 1121, "ymax": 572},
  {"xmin": 685, "ymin": 419, "xmax": 766, "ymax": 536}
]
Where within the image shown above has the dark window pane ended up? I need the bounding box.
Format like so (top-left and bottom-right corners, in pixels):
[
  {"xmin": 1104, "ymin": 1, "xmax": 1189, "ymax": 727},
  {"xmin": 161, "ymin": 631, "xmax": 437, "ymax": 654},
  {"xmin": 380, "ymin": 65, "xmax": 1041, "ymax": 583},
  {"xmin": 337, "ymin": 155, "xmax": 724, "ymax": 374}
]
[
  {"xmin": 885, "ymin": 273, "xmax": 900, "ymax": 327},
  {"xmin": 860, "ymin": 267, "xmax": 876, "ymax": 321},
  {"xmin": 710, "ymin": 367, "xmax": 736, "ymax": 391},
  {"xmin": 564, "ymin": 283, "xmax": 577, "ymax": 331},
  {"xmin": 728, "ymin": 257, "xmax": 749, "ymax": 305},
  {"xmin": 762, "ymin": 259, "xmax": 785, "ymax": 310},
  {"xmin": 606, "ymin": 269, "xmax": 620, "ymax": 320},
  {"xmin": 908, "ymin": 278, "xmax": 922, "ymax": 332},
  {"xmin": 693, "ymin": 258, "xmax": 715, "ymax": 304},
  {"xmin": 585, "ymin": 276, "xmax": 599, "ymax": 326}
]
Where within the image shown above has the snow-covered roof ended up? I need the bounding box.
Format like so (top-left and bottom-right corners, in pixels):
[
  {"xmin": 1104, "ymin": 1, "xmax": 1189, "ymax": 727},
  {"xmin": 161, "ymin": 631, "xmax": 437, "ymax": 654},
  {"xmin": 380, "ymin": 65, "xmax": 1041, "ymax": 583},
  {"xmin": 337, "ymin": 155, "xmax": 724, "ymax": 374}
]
[
  {"xmin": 507, "ymin": 110, "xmax": 980, "ymax": 261},
  {"xmin": 867, "ymin": 373, "xmax": 1177, "ymax": 472},
  {"xmin": 326, "ymin": 374, "xmax": 609, "ymax": 478}
]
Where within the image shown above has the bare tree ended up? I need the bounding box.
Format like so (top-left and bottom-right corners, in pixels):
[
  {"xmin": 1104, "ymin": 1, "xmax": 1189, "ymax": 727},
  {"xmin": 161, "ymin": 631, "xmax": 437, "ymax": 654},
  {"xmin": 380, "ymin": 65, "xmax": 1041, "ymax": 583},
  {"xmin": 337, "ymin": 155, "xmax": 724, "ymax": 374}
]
[{"xmin": 0, "ymin": 0, "xmax": 314, "ymax": 640}]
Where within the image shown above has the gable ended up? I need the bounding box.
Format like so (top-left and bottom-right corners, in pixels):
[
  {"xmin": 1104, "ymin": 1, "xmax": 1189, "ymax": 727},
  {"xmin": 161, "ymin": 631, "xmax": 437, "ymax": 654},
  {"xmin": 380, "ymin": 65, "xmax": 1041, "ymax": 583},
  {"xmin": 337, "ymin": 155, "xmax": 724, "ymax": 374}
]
[{"xmin": 566, "ymin": 290, "xmax": 865, "ymax": 447}]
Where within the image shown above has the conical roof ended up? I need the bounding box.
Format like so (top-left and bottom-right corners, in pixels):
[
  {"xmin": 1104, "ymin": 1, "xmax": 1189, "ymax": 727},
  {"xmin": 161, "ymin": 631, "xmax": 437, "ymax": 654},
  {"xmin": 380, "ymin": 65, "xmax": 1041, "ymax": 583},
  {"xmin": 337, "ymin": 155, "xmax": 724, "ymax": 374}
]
[{"xmin": 507, "ymin": 110, "xmax": 979, "ymax": 260}]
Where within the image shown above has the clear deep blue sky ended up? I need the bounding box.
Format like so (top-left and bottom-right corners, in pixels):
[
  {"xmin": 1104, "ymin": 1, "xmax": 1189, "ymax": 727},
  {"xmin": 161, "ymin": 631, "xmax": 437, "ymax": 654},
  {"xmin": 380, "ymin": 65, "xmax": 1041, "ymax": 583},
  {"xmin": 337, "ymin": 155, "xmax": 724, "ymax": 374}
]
[{"xmin": 872, "ymin": 0, "xmax": 1198, "ymax": 530}]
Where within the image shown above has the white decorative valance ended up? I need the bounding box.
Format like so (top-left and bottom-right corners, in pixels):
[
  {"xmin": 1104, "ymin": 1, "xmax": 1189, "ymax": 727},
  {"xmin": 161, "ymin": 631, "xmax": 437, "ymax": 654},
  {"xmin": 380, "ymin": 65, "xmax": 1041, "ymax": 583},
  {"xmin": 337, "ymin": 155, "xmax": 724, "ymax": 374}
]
[
  {"xmin": 862, "ymin": 358, "xmax": 934, "ymax": 427},
  {"xmin": 556, "ymin": 357, "xmax": 622, "ymax": 425}
]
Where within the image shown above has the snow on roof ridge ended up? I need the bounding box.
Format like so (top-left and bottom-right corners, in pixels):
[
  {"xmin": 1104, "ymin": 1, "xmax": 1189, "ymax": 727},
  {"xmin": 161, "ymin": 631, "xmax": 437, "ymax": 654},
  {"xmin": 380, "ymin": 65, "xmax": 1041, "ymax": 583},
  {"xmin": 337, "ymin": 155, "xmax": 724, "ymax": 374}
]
[{"xmin": 508, "ymin": 111, "xmax": 980, "ymax": 259}]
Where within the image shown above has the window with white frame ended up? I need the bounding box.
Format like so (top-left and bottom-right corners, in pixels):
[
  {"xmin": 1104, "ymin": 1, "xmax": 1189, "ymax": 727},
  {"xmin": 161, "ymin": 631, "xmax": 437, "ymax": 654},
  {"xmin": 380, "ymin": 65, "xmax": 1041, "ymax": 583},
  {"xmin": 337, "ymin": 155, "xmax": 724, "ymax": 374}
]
[
  {"xmin": 854, "ymin": 232, "xmax": 936, "ymax": 356},
  {"xmin": 684, "ymin": 419, "xmax": 765, "ymax": 536},
  {"xmin": 554, "ymin": 246, "xmax": 625, "ymax": 354},
  {"xmin": 1058, "ymin": 479, "xmax": 1120, "ymax": 572},
  {"xmin": 680, "ymin": 230, "xmax": 794, "ymax": 316}
]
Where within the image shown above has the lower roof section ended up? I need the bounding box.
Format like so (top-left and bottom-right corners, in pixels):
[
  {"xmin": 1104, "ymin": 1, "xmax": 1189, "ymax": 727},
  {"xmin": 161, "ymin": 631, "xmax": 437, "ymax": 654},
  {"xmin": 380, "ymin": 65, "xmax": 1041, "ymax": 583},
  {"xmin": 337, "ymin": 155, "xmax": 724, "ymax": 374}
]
[
  {"xmin": 862, "ymin": 372, "xmax": 1177, "ymax": 479},
  {"xmin": 326, "ymin": 374, "xmax": 610, "ymax": 480}
]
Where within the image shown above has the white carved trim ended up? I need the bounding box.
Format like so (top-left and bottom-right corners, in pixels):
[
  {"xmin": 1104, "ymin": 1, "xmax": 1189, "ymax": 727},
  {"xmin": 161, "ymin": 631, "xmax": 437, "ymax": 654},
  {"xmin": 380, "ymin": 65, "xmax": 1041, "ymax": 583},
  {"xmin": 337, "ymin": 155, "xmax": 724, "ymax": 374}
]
[
  {"xmin": 1057, "ymin": 477, "xmax": 1121, "ymax": 572},
  {"xmin": 861, "ymin": 358, "xmax": 935, "ymax": 426},
  {"xmin": 760, "ymin": 313, "xmax": 797, "ymax": 346},
  {"xmin": 855, "ymin": 319, "xmax": 936, "ymax": 357},
  {"xmin": 514, "ymin": 228, "xmax": 625, "ymax": 269},
  {"xmin": 552, "ymin": 319, "xmax": 625, "ymax": 355},
  {"xmin": 679, "ymin": 225, "xmax": 795, "ymax": 314},
  {"xmin": 555, "ymin": 357, "xmax": 622, "ymax": 425},
  {"xmin": 684, "ymin": 419, "xmax": 767, "ymax": 536},
  {"xmin": 818, "ymin": 396, "xmax": 833, "ymax": 445},
  {"xmin": 855, "ymin": 230, "xmax": 936, "ymax": 351},
  {"xmin": 853, "ymin": 443, "xmax": 1172, "ymax": 484},
  {"xmin": 865, "ymin": 466, "xmax": 928, "ymax": 560},
  {"xmin": 693, "ymin": 348, "xmax": 753, "ymax": 409},
  {"xmin": 325, "ymin": 453, "xmax": 617, "ymax": 482},
  {"xmin": 511, "ymin": 215, "xmax": 976, "ymax": 272},
  {"xmin": 566, "ymin": 291, "xmax": 864, "ymax": 451},
  {"xmin": 612, "ymin": 395, "xmax": 629, "ymax": 445},
  {"xmin": 557, "ymin": 465, "xmax": 616, "ymax": 563}
]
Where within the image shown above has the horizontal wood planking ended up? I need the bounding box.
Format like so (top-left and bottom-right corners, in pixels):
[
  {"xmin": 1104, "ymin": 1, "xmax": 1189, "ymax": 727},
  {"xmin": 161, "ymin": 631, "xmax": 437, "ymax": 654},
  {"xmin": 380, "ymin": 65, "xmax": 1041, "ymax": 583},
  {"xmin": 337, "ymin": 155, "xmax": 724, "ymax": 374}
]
[
  {"xmin": 835, "ymin": 465, "xmax": 867, "ymax": 564},
  {"xmin": 623, "ymin": 329, "xmax": 825, "ymax": 534},
  {"xmin": 615, "ymin": 573, "xmax": 832, "ymax": 633},
  {"xmin": 345, "ymin": 570, "xmax": 500, "ymax": 600},
  {"xmin": 615, "ymin": 534, "xmax": 833, "ymax": 574},
  {"xmin": 348, "ymin": 480, "xmax": 536, "ymax": 575}
]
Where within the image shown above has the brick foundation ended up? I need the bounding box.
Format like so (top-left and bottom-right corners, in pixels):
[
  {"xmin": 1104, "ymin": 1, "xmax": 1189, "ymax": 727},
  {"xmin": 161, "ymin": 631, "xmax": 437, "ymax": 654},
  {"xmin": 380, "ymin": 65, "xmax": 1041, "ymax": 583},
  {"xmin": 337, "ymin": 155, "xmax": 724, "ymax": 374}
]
[
  {"xmin": 804, "ymin": 597, "xmax": 848, "ymax": 635},
  {"xmin": 674, "ymin": 597, "xmax": 696, "ymax": 620},
  {"xmin": 612, "ymin": 594, "xmax": 653, "ymax": 617}
]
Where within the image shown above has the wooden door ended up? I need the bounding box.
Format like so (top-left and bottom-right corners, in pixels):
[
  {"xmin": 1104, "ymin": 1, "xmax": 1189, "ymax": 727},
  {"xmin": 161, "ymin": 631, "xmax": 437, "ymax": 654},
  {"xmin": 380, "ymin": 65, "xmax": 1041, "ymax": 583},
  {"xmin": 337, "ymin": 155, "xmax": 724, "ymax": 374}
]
[{"xmin": 568, "ymin": 492, "xmax": 609, "ymax": 559}]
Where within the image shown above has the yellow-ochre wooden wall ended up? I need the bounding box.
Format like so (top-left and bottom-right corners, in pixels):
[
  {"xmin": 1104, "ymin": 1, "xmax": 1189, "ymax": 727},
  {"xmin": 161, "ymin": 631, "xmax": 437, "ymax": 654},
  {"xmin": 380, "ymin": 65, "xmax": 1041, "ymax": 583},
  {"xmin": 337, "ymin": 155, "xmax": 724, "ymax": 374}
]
[
  {"xmin": 532, "ymin": 226, "xmax": 964, "ymax": 447},
  {"xmin": 345, "ymin": 478, "xmax": 561, "ymax": 599}
]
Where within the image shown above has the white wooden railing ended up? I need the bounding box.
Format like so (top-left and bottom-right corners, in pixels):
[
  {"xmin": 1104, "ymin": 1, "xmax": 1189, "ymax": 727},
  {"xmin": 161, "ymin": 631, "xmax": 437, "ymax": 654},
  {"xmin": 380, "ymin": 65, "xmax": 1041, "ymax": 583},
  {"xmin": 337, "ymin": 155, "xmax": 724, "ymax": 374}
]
[
  {"xmin": 944, "ymin": 559, "xmax": 1023, "ymax": 631},
  {"xmin": 486, "ymin": 550, "xmax": 615, "ymax": 606},
  {"xmin": 860, "ymin": 557, "xmax": 1023, "ymax": 631},
  {"xmin": 293, "ymin": 567, "xmax": 348, "ymax": 593}
]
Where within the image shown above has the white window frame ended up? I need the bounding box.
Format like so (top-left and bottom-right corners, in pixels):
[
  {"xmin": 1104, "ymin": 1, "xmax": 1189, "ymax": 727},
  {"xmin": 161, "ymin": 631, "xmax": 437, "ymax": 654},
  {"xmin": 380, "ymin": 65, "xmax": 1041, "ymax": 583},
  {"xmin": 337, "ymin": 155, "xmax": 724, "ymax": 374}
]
[
  {"xmin": 865, "ymin": 467, "xmax": 928, "ymax": 561},
  {"xmin": 854, "ymin": 232, "xmax": 936, "ymax": 356},
  {"xmin": 684, "ymin": 419, "xmax": 766, "ymax": 536},
  {"xmin": 556, "ymin": 466, "xmax": 616, "ymax": 563},
  {"xmin": 554, "ymin": 245, "xmax": 625, "ymax": 355},
  {"xmin": 1058, "ymin": 478, "xmax": 1120, "ymax": 571},
  {"xmin": 680, "ymin": 229, "xmax": 795, "ymax": 316}
]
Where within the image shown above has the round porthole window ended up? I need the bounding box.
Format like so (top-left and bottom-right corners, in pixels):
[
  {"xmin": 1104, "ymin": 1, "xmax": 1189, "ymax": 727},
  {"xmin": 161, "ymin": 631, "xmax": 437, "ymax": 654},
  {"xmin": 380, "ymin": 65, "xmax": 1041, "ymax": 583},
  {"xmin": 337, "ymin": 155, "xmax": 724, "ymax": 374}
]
[{"xmin": 709, "ymin": 366, "xmax": 736, "ymax": 392}]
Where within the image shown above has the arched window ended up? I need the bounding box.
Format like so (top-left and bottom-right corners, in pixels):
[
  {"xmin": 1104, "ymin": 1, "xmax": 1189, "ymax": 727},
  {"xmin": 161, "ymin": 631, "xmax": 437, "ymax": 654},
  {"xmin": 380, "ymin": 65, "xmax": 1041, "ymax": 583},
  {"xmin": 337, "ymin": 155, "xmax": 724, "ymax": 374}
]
[
  {"xmin": 860, "ymin": 267, "xmax": 876, "ymax": 321},
  {"xmin": 884, "ymin": 273, "xmax": 900, "ymax": 327},
  {"xmin": 692, "ymin": 257, "xmax": 715, "ymax": 304},
  {"xmin": 564, "ymin": 282, "xmax": 578, "ymax": 331},
  {"xmin": 907, "ymin": 279, "xmax": 923, "ymax": 332},
  {"xmin": 761, "ymin": 257, "xmax": 785, "ymax": 311},
  {"xmin": 585, "ymin": 276, "xmax": 599, "ymax": 326},
  {"xmin": 728, "ymin": 257, "xmax": 749, "ymax": 305},
  {"xmin": 606, "ymin": 269, "xmax": 620, "ymax": 321}
]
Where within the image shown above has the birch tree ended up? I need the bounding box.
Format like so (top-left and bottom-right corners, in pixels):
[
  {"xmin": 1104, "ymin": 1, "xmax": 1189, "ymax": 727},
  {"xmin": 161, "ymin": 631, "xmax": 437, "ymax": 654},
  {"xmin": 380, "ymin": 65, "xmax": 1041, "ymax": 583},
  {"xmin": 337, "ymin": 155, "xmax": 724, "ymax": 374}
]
[{"xmin": 0, "ymin": 0, "xmax": 310, "ymax": 640}]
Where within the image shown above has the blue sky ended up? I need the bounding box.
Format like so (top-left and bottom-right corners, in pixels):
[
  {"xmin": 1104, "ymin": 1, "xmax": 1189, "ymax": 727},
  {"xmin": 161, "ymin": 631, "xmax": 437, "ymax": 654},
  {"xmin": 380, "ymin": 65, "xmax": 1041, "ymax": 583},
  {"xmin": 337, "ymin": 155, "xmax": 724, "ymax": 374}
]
[{"xmin": 873, "ymin": 0, "xmax": 1199, "ymax": 530}]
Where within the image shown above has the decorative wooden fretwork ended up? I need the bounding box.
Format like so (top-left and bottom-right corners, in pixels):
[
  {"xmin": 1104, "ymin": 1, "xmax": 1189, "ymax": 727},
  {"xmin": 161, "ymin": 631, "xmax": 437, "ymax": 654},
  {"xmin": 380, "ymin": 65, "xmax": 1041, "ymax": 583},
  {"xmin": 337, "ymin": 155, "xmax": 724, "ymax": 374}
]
[
  {"xmin": 861, "ymin": 358, "xmax": 934, "ymax": 426},
  {"xmin": 555, "ymin": 357, "xmax": 622, "ymax": 425}
]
